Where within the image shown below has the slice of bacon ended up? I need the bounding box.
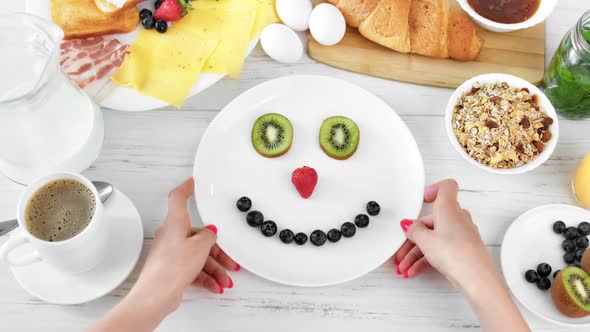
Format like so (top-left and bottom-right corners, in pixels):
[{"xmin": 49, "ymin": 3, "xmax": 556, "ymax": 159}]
[{"xmin": 60, "ymin": 36, "xmax": 129, "ymax": 100}]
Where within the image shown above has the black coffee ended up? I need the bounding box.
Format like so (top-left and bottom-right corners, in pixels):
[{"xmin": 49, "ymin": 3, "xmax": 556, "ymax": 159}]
[{"xmin": 24, "ymin": 179, "xmax": 96, "ymax": 242}]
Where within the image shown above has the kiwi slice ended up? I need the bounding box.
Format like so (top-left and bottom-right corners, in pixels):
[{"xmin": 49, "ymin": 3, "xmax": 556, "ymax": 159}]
[
  {"xmin": 251, "ymin": 113, "xmax": 293, "ymax": 158},
  {"xmin": 551, "ymin": 267, "xmax": 590, "ymax": 318},
  {"xmin": 319, "ymin": 116, "xmax": 360, "ymax": 160}
]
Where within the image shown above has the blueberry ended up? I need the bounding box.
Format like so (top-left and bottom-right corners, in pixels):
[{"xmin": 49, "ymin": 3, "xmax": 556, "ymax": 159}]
[
  {"xmin": 236, "ymin": 196, "xmax": 252, "ymax": 212},
  {"xmin": 576, "ymin": 236, "xmax": 589, "ymax": 249},
  {"xmin": 366, "ymin": 201, "xmax": 381, "ymax": 216},
  {"xmin": 553, "ymin": 270, "xmax": 561, "ymax": 279},
  {"xmin": 279, "ymin": 229, "xmax": 294, "ymax": 244},
  {"xmin": 341, "ymin": 222, "xmax": 356, "ymax": 238},
  {"xmin": 579, "ymin": 222, "xmax": 590, "ymax": 236},
  {"xmin": 310, "ymin": 230, "xmax": 327, "ymax": 246},
  {"xmin": 139, "ymin": 8, "xmax": 152, "ymax": 20},
  {"xmin": 536, "ymin": 277, "xmax": 551, "ymax": 291},
  {"xmin": 155, "ymin": 20, "xmax": 168, "ymax": 33},
  {"xmin": 142, "ymin": 15, "xmax": 155, "ymax": 29},
  {"xmin": 327, "ymin": 229, "xmax": 342, "ymax": 243},
  {"xmin": 537, "ymin": 263, "xmax": 552, "ymax": 277},
  {"xmin": 553, "ymin": 220, "xmax": 566, "ymax": 234},
  {"xmin": 576, "ymin": 248, "xmax": 585, "ymax": 261},
  {"xmin": 564, "ymin": 251, "xmax": 576, "ymax": 264},
  {"xmin": 246, "ymin": 211, "xmax": 263, "ymax": 227},
  {"xmin": 354, "ymin": 214, "xmax": 370, "ymax": 228},
  {"xmin": 260, "ymin": 220, "xmax": 277, "ymax": 237},
  {"xmin": 524, "ymin": 269, "xmax": 539, "ymax": 283},
  {"xmin": 562, "ymin": 239, "xmax": 576, "ymax": 253},
  {"xmin": 155, "ymin": 0, "xmax": 164, "ymax": 9},
  {"xmin": 294, "ymin": 232, "xmax": 308, "ymax": 245},
  {"xmin": 564, "ymin": 226, "xmax": 579, "ymax": 240}
]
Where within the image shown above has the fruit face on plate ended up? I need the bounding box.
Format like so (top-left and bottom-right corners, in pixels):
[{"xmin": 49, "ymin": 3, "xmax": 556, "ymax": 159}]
[
  {"xmin": 243, "ymin": 113, "xmax": 381, "ymax": 247},
  {"xmin": 193, "ymin": 75, "xmax": 425, "ymax": 286}
]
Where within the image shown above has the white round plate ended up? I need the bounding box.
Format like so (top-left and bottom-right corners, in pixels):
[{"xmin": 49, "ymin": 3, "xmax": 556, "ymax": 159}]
[
  {"xmin": 194, "ymin": 75, "xmax": 425, "ymax": 287},
  {"xmin": 9, "ymin": 190, "xmax": 143, "ymax": 305},
  {"xmin": 502, "ymin": 204, "xmax": 590, "ymax": 327},
  {"xmin": 26, "ymin": 0, "xmax": 257, "ymax": 112}
]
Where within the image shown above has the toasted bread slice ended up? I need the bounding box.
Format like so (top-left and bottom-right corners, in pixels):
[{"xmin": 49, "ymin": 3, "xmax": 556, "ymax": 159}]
[
  {"xmin": 447, "ymin": 8, "xmax": 483, "ymax": 61},
  {"xmin": 93, "ymin": 0, "xmax": 143, "ymax": 14},
  {"xmin": 326, "ymin": 0, "xmax": 381, "ymax": 28},
  {"xmin": 409, "ymin": 0, "xmax": 449, "ymax": 58},
  {"xmin": 50, "ymin": 0, "xmax": 139, "ymax": 39},
  {"xmin": 358, "ymin": 0, "xmax": 412, "ymax": 53}
]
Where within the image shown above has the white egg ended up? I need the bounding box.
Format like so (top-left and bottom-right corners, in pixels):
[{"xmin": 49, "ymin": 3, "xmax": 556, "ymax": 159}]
[
  {"xmin": 276, "ymin": 0, "xmax": 313, "ymax": 32},
  {"xmin": 309, "ymin": 3, "xmax": 346, "ymax": 46},
  {"xmin": 260, "ymin": 24, "xmax": 303, "ymax": 64}
]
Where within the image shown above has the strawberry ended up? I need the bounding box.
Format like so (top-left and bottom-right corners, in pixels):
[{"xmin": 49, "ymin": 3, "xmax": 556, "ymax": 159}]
[
  {"xmin": 291, "ymin": 166, "xmax": 318, "ymax": 199},
  {"xmin": 154, "ymin": 0, "xmax": 191, "ymax": 22}
]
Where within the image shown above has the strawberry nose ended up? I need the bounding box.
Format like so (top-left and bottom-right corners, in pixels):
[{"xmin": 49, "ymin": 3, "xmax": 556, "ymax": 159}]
[{"xmin": 291, "ymin": 166, "xmax": 319, "ymax": 199}]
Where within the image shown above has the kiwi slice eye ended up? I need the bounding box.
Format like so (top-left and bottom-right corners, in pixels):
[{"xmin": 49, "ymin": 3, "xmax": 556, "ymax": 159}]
[
  {"xmin": 319, "ymin": 116, "xmax": 360, "ymax": 160},
  {"xmin": 251, "ymin": 113, "xmax": 293, "ymax": 158}
]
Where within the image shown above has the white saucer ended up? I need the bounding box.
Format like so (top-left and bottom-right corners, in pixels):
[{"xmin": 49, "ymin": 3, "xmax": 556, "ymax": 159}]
[
  {"xmin": 501, "ymin": 204, "xmax": 590, "ymax": 327},
  {"xmin": 8, "ymin": 190, "xmax": 143, "ymax": 305}
]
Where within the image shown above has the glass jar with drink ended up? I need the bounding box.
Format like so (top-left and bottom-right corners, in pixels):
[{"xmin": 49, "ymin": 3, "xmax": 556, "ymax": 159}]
[{"xmin": 543, "ymin": 10, "xmax": 590, "ymax": 119}]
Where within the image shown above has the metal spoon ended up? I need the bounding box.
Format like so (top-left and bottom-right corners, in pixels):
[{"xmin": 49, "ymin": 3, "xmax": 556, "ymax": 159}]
[{"xmin": 0, "ymin": 181, "xmax": 114, "ymax": 237}]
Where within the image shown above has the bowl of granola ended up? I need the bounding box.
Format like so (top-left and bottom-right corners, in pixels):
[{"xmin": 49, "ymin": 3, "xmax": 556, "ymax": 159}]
[{"xmin": 445, "ymin": 73, "xmax": 559, "ymax": 175}]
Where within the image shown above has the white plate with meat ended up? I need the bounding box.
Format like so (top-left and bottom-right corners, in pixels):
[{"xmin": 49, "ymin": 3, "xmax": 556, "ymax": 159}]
[{"xmin": 26, "ymin": 0, "xmax": 258, "ymax": 111}]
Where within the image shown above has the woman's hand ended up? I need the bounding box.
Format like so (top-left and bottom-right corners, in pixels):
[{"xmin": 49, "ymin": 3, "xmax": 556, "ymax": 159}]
[
  {"xmin": 88, "ymin": 178, "xmax": 239, "ymax": 332},
  {"xmin": 131, "ymin": 178, "xmax": 240, "ymax": 314},
  {"xmin": 393, "ymin": 179, "xmax": 530, "ymax": 332},
  {"xmin": 393, "ymin": 179, "xmax": 492, "ymax": 287}
]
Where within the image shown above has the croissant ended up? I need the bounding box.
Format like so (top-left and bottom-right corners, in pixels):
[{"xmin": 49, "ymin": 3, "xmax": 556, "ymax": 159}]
[{"xmin": 326, "ymin": 0, "xmax": 483, "ymax": 61}]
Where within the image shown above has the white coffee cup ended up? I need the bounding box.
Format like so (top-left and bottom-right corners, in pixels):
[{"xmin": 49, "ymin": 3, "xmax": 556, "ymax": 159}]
[{"xmin": 0, "ymin": 172, "xmax": 108, "ymax": 274}]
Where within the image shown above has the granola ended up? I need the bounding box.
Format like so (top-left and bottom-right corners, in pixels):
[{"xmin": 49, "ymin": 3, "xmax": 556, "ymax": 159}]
[{"xmin": 452, "ymin": 82, "xmax": 553, "ymax": 169}]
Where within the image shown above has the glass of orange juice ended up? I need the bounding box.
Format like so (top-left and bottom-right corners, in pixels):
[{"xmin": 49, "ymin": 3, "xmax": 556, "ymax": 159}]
[{"xmin": 573, "ymin": 152, "xmax": 590, "ymax": 208}]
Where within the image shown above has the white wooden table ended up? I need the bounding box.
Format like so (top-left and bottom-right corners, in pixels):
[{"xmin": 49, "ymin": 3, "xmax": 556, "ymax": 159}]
[{"xmin": 1, "ymin": 1, "xmax": 588, "ymax": 331}]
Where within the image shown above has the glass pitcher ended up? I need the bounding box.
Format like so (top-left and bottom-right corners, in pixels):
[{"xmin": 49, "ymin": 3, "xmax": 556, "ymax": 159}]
[{"xmin": 0, "ymin": 13, "xmax": 104, "ymax": 184}]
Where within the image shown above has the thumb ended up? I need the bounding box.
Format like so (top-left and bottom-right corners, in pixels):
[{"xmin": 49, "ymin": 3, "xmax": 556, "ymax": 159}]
[
  {"xmin": 405, "ymin": 221, "xmax": 433, "ymax": 250},
  {"xmin": 189, "ymin": 225, "xmax": 217, "ymax": 250}
]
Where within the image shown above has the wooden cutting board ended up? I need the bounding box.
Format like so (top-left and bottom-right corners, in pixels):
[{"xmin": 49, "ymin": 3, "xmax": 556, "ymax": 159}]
[{"xmin": 308, "ymin": 1, "xmax": 546, "ymax": 88}]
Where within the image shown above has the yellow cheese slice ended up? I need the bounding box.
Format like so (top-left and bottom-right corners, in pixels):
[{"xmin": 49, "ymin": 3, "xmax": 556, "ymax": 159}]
[
  {"xmin": 174, "ymin": 1, "xmax": 257, "ymax": 78},
  {"xmin": 111, "ymin": 29, "xmax": 218, "ymax": 108},
  {"xmin": 250, "ymin": 0, "xmax": 280, "ymax": 40},
  {"xmin": 112, "ymin": 0, "xmax": 279, "ymax": 106},
  {"xmin": 186, "ymin": 0, "xmax": 278, "ymax": 39}
]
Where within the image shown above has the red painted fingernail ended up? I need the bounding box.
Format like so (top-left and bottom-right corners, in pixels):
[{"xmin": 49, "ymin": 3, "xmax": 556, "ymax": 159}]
[
  {"xmin": 403, "ymin": 271, "xmax": 409, "ymax": 279},
  {"xmin": 218, "ymin": 284, "xmax": 224, "ymax": 294},
  {"xmin": 400, "ymin": 219, "xmax": 413, "ymax": 233},
  {"xmin": 396, "ymin": 265, "xmax": 402, "ymax": 275},
  {"xmin": 206, "ymin": 224, "xmax": 218, "ymax": 235},
  {"xmin": 234, "ymin": 264, "xmax": 241, "ymax": 272},
  {"xmin": 228, "ymin": 276, "xmax": 234, "ymax": 289}
]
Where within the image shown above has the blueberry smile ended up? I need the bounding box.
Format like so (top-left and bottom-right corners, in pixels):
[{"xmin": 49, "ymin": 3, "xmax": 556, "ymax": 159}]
[{"xmin": 235, "ymin": 196, "xmax": 381, "ymax": 247}]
